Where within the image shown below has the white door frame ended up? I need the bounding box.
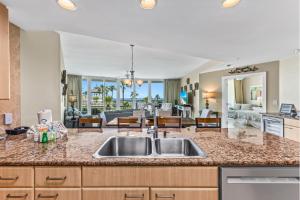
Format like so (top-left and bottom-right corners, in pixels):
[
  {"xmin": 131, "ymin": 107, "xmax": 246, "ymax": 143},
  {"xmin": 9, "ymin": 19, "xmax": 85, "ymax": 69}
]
[{"xmin": 221, "ymin": 72, "xmax": 267, "ymax": 128}]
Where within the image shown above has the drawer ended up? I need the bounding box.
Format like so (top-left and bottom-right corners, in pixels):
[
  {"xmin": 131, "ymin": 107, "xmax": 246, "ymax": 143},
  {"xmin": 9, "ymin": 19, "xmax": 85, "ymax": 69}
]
[
  {"xmin": 83, "ymin": 167, "xmax": 150, "ymax": 187},
  {"xmin": 285, "ymin": 126, "xmax": 300, "ymax": 142},
  {"xmin": 83, "ymin": 188, "xmax": 149, "ymax": 200},
  {"xmin": 151, "ymin": 188, "xmax": 218, "ymax": 200},
  {"xmin": 0, "ymin": 189, "xmax": 33, "ymax": 200},
  {"xmin": 0, "ymin": 167, "xmax": 34, "ymax": 188},
  {"xmin": 285, "ymin": 118, "xmax": 300, "ymax": 128},
  {"xmin": 35, "ymin": 189, "xmax": 81, "ymax": 200},
  {"xmin": 35, "ymin": 167, "xmax": 81, "ymax": 188},
  {"xmin": 150, "ymin": 167, "xmax": 218, "ymax": 187}
]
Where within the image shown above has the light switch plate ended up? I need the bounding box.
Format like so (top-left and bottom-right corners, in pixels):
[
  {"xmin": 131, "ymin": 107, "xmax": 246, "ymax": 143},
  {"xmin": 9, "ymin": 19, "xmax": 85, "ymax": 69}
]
[{"xmin": 4, "ymin": 113, "xmax": 13, "ymax": 125}]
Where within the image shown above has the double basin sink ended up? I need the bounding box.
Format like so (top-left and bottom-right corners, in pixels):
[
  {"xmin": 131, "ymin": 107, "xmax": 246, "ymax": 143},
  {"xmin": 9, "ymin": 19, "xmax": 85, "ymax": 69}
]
[{"xmin": 93, "ymin": 136, "xmax": 206, "ymax": 158}]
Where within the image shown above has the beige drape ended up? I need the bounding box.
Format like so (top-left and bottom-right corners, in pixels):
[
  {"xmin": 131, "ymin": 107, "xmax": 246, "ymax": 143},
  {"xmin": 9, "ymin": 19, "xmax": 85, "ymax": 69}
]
[
  {"xmin": 234, "ymin": 79, "xmax": 244, "ymax": 104},
  {"xmin": 164, "ymin": 79, "xmax": 181, "ymax": 105},
  {"xmin": 67, "ymin": 74, "xmax": 82, "ymax": 110}
]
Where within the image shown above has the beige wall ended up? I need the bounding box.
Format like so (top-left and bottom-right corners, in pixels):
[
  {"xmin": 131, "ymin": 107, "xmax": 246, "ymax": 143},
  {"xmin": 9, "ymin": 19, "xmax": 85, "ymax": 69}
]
[
  {"xmin": 196, "ymin": 61, "xmax": 279, "ymax": 113},
  {"xmin": 0, "ymin": 24, "xmax": 21, "ymax": 130},
  {"xmin": 181, "ymin": 61, "xmax": 222, "ymax": 117},
  {"xmin": 21, "ymin": 31, "xmax": 62, "ymax": 125},
  {"xmin": 279, "ymin": 55, "xmax": 300, "ymax": 110}
]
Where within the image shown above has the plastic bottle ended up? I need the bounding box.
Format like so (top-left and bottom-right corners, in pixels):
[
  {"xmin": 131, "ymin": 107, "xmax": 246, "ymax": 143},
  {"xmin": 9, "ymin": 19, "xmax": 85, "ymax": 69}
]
[
  {"xmin": 33, "ymin": 130, "xmax": 39, "ymax": 142},
  {"xmin": 41, "ymin": 131, "xmax": 48, "ymax": 143}
]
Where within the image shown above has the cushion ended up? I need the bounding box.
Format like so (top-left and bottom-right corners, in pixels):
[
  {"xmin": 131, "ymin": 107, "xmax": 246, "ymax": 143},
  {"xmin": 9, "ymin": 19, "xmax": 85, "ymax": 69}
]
[
  {"xmin": 241, "ymin": 104, "xmax": 253, "ymax": 110},
  {"xmin": 233, "ymin": 104, "xmax": 241, "ymax": 110}
]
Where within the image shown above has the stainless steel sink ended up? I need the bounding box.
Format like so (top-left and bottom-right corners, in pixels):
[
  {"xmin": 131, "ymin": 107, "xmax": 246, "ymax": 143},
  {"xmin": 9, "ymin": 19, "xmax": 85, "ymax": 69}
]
[
  {"xmin": 93, "ymin": 136, "xmax": 152, "ymax": 158},
  {"xmin": 154, "ymin": 138, "xmax": 206, "ymax": 157},
  {"xmin": 93, "ymin": 136, "xmax": 206, "ymax": 158}
]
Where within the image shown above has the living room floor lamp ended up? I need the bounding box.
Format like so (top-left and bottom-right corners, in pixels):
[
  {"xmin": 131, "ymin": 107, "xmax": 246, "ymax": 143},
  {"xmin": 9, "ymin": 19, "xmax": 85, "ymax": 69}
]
[{"xmin": 68, "ymin": 94, "xmax": 77, "ymax": 120}]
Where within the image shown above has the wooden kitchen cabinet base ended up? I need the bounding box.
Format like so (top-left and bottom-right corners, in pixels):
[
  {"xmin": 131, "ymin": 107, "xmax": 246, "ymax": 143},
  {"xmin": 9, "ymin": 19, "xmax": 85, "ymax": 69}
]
[
  {"xmin": 151, "ymin": 188, "xmax": 218, "ymax": 200},
  {"xmin": 83, "ymin": 188, "xmax": 149, "ymax": 200},
  {"xmin": 35, "ymin": 188, "xmax": 81, "ymax": 200},
  {"xmin": 0, "ymin": 167, "xmax": 34, "ymax": 188},
  {"xmin": 0, "ymin": 188, "xmax": 33, "ymax": 200},
  {"xmin": 0, "ymin": 166, "xmax": 219, "ymax": 200}
]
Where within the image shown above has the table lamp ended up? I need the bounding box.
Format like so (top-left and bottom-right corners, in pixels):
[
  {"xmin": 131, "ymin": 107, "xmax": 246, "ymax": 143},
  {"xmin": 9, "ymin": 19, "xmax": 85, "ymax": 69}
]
[{"xmin": 202, "ymin": 92, "xmax": 217, "ymax": 109}]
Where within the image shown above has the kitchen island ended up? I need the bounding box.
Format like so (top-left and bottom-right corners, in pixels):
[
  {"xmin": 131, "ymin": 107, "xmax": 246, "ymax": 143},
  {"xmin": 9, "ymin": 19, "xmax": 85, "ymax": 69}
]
[{"xmin": 0, "ymin": 128, "xmax": 299, "ymax": 200}]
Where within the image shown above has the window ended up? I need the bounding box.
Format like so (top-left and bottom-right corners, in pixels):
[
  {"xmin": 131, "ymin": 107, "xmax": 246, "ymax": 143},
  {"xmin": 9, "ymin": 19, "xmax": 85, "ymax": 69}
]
[
  {"xmin": 91, "ymin": 80, "xmax": 104, "ymax": 115},
  {"xmin": 104, "ymin": 80, "xmax": 117, "ymax": 110},
  {"xmin": 136, "ymin": 81, "xmax": 149, "ymax": 103},
  {"xmin": 151, "ymin": 81, "xmax": 164, "ymax": 103},
  {"xmin": 81, "ymin": 79, "xmax": 88, "ymax": 114},
  {"xmin": 81, "ymin": 78, "xmax": 165, "ymax": 114},
  {"xmin": 120, "ymin": 82, "xmax": 133, "ymax": 110}
]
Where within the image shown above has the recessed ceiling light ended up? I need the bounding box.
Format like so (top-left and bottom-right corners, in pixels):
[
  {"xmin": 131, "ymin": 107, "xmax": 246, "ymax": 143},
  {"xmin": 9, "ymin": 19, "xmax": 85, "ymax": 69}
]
[
  {"xmin": 57, "ymin": 0, "xmax": 77, "ymax": 11},
  {"xmin": 222, "ymin": 0, "xmax": 241, "ymax": 8},
  {"xmin": 140, "ymin": 0, "xmax": 157, "ymax": 10}
]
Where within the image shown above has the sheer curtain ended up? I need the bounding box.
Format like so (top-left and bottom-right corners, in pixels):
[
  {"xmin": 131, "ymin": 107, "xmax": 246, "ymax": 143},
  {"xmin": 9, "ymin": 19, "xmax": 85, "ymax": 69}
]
[
  {"xmin": 164, "ymin": 79, "xmax": 181, "ymax": 105},
  {"xmin": 234, "ymin": 79, "xmax": 244, "ymax": 104},
  {"xmin": 67, "ymin": 74, "xmax": 82, "ymax": 110}
]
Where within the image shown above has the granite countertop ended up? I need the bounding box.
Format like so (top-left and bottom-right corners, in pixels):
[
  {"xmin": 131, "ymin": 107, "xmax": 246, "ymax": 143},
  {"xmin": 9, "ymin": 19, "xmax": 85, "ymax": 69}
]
[{"xmin": 0, "ymin": 127, "xmax": 299, "ymax": 167}]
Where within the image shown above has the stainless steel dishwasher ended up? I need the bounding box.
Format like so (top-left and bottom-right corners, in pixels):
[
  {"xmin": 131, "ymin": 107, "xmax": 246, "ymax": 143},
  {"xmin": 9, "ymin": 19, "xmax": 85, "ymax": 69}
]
[{"xmin": 221, "ymin": 167, "xmax": 300, "ymax": 200}]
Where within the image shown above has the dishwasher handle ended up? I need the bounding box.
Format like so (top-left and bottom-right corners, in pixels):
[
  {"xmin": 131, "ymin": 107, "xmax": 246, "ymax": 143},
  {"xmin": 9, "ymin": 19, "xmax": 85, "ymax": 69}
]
[{"xmin": 227, "ymin": 176, "xmax": 300, "ymax": 184}]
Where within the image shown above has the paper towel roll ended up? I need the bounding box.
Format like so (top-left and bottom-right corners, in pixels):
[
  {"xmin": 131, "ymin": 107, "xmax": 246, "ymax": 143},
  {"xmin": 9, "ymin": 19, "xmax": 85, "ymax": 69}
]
[{"xmin": 37, "ymin": 109, "xmax": 53, "ymax": 124}]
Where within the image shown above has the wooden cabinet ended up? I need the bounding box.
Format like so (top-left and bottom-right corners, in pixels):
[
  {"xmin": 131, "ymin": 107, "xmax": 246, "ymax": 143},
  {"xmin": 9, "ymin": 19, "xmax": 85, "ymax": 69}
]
[
  {"xmin": 35, "ymin": 188, "xmax": 81, "ymax": 200},
  {"xmin": 83, "ymin": 167, "xmax": 150, "ymax": 187},
  {"xmin": 35, "ymin": 167, "xmax": 81, "ymax": 188},
  {"xmin": 82, "ymin": 166, "xmax": 218, "ymax": 187},
  {"xmin": 151, "ymin": 188, "xmax": 218, "ymax": 200},
  {"xmin": 0, "ymin": 189, "xmax": 34, "ymax": 200},
  {"xmin": 0, "ymin": 3, "xmax": 10, "ymax": 99},
  {"xmin": 0, "ymin": 167, "xmax": 34, "ymax": 188},
  {"xmin": 83, "ymin": 188, "xmax": 149, "ymax": 200},
  {"xmin": 284, "ymin": 118, "xmax": 300, "ymax": 142},
  {"xmin": 149, "ymin": 167, "xmax": 218, "ymax": 187},
  {"xmin": 0, "ymin": 166, "xmax": 219, "ymax": 200}
]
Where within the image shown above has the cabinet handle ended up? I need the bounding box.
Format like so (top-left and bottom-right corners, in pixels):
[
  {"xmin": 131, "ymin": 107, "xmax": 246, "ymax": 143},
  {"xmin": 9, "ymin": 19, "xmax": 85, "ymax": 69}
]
[
  {"xmin": 37, "ymin": 194, "xmax": 59, "ymax": 199},
  {"xmin": 0, "ymin": 176, "xmax": 19, "ymax": 181},
  {"xmin": 46, "ymin": 176, "xmax": 67, "ymax": 181},
  {"xmin": 7, "ymin": 194, "xmax": 28, "ymax": 199},
  {"xmin": 124, "ymin": 193, "xmax": 144, "ymax": 199},
  {"xmin": 155, "ymin": 194, "xmax": 176, "ymax": 199}
]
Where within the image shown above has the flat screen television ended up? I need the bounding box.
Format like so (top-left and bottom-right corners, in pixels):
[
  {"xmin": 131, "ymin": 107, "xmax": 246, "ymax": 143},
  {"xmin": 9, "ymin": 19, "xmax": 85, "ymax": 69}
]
[{"xmin": 180, "ymin": 91, "xmax": 188, "ymax": 105}]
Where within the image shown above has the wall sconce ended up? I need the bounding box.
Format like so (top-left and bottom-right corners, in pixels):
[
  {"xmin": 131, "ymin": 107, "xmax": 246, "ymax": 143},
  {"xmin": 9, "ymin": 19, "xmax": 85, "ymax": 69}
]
[{"xmin": 202, "ymin": 92, "xmax": 217, "ymax": 109}]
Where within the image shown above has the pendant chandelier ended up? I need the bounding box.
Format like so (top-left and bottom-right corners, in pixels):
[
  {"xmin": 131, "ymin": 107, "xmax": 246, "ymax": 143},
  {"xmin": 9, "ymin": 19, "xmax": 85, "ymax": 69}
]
[{"xmin": 123, "ymin": 44, "xmax": 144, "ymax": 87}]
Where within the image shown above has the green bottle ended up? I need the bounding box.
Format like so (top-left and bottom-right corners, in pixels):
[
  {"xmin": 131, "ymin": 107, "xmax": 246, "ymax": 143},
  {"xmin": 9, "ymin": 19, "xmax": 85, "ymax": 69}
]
[{"xmin": 41, "ymin": 131, "xmax": 48, "ymax": 143}]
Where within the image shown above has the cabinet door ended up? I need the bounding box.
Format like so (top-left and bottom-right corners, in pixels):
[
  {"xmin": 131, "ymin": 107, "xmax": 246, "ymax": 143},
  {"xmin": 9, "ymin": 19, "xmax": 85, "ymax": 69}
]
[
  {"xmin": 151, "ymin": 188, "xmax": 218, "ymax": 200},
  {"xmin": 150, "ymin": 167, "xmax": 218, "ymax": 187},
  {"xmin": 83, "ymin": 188, "xmax": 149, "ymax": 200},
  {"xmin": 0, "ymin": 167, "xmax": 34, "ymax": 188},
  {"xmin": 35, "ymin": 189, "xmax": 81, "ymax": 200},
  {"xmin": 83, "ymin": 167, "xmax": 150, "ymax": 187},
  {"xmin": 0, "ymin": 189, "xmax": 33, "ymax": 200},
  {"xmin": 35, "ymin": 167, "xmax": 81, "ymax": 188}
]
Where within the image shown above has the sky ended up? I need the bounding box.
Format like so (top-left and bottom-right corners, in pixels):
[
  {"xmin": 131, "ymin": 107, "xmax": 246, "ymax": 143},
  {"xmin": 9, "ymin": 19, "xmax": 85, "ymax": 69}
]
[{"xmin": 82, "ymin": 80, "xmax": 164, "ymax": 99}]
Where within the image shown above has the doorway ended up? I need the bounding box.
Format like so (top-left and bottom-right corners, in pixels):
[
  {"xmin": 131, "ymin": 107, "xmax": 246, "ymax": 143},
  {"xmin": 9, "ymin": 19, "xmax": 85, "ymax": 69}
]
[{"xmin": 221, "ymin": 72, "xmax": 267, "ymax": 128}]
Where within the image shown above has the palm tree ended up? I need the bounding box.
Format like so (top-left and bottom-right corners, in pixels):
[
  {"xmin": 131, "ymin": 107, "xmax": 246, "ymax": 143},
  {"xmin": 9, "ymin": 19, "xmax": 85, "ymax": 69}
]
[
  {"xmin": 120, "ymin": 82, "xmax": 126, "ymax": 103},
  {"xmin": 108, "ymin": 85, "xmax": 116, "ymax": 99}
]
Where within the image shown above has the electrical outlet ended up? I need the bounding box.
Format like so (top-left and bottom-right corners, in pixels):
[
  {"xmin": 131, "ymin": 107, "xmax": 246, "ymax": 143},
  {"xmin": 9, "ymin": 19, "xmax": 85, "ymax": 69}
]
[{"xmin": 4, "ymin": 113, "xmax": 13, "ymax": 125}]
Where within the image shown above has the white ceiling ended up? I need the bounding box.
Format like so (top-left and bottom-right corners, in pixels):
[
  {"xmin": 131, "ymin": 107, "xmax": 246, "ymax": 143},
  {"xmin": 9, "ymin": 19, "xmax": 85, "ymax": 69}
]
[
  {"xmin": 1, "ymin": 0, "xmax": 299, "ymax": 77},
  {"xmin": 60, "ymin": 32, "xmax": 209, "ymax": 79}
]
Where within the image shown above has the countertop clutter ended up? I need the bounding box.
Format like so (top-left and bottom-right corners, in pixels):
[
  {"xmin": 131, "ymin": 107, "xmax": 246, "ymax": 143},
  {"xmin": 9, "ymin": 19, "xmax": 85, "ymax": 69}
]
[{"xmin": 0, "ymin": 127, "xmax": 299, "ymax": 167}]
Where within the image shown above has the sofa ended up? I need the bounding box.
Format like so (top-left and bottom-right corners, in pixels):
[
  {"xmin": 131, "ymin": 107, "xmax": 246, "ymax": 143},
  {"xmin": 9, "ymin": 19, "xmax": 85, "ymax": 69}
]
[{"xmin": 228, "ymin": 104, "xmax": 263, "ymax": 128}]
